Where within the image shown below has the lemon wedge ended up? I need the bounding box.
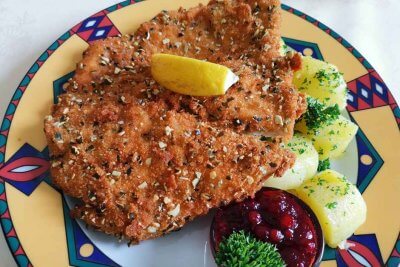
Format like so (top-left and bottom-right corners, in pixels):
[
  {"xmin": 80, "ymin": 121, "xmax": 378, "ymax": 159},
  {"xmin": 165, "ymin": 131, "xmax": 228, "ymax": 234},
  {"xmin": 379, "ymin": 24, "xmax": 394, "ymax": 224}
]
[{"xmin": 151, "ymin": 54, "xmax": 238, "ymax": 96}]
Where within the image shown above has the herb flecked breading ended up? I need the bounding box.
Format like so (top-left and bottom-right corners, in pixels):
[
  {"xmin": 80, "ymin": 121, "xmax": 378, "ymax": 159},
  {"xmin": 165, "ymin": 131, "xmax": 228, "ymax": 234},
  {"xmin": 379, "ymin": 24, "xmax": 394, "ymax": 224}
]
[{"xmin": 44, "ymin": 0, "xmax": 304, "ymax": 244}]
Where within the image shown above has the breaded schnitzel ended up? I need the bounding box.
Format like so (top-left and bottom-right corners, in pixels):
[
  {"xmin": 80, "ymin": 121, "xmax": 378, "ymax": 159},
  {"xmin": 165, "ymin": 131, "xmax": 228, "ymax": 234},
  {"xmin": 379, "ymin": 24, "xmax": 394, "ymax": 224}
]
[{"xmin": 44, "ymin": 0, "xmax": 305, "ymax": 243}]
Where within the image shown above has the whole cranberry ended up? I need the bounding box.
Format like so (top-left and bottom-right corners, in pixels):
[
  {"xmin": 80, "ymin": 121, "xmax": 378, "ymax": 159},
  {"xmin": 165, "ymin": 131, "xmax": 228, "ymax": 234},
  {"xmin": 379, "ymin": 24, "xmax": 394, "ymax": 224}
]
[
  {"xmin": 296, "ymin": 229, "xmax": 314, "ymax": 245},
  {"xmin": 269, "ymin": 229, "xmax": 284, "ymax": 244},
  {"xmin": 248, "ymin": 211, "xmax": 262, "ymax": 225},
  {"xmin": 253, "ymin": 224, "xmax": 270, "ymax": 241},
  {"xmin": 284, "ymin": 229, "xmax": 294, "ymax": 240},
  {"xmin": 279, "ymin": 213, "xmax": 296, "ymax": 229}
]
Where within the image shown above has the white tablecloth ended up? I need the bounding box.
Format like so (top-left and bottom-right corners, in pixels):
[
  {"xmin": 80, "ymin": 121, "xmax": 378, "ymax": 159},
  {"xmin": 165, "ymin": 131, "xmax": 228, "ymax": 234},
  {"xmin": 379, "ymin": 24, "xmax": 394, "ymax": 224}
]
[{"xmin": 0, "ymin": 1, "xmax": 399, "ymax": 266}]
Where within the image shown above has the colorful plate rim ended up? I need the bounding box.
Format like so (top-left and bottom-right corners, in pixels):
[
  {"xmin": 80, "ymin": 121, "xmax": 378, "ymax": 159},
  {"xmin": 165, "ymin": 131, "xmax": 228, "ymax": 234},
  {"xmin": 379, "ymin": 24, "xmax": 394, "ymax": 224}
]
[{"xmin": 0, "ymin": 1, "xmax": 399, "ymax": 266}]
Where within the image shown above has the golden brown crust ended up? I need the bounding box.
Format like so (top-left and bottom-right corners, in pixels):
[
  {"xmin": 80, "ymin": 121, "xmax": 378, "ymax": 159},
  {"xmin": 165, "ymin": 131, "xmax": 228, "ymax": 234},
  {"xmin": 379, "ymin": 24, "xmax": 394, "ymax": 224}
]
[{"xmin": 44, "ymin": 0, "xmax": 304, "ymax": 243}]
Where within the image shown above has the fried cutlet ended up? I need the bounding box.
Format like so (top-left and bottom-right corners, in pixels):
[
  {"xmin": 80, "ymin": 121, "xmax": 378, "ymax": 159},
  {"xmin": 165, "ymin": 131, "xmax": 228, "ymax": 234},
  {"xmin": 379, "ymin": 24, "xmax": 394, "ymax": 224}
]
[{"xmin": 44, "ymin": 0, "xmax": 305, "ymax": 243}]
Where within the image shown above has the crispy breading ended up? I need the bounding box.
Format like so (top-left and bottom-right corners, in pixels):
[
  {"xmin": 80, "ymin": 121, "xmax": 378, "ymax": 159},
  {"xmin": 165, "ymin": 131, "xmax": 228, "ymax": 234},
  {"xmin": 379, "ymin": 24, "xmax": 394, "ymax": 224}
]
[{"xmin": 44, "ymin": 0, "xmax": 304, "ymax": 243}]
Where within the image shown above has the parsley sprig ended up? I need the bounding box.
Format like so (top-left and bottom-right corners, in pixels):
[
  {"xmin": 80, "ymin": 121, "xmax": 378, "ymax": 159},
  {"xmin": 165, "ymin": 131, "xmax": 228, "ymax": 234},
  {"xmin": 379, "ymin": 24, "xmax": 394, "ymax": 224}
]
[
  {"xmin": 318, "ymin": 158, "xmax": 331, "ymax": 172},
  {"xmin": 303, "ymin": 97, "xmax": 340, "ymax": 132},
  {"xmin": 215, "ymin": 231, "xmax": 285, "ymax": 267}
]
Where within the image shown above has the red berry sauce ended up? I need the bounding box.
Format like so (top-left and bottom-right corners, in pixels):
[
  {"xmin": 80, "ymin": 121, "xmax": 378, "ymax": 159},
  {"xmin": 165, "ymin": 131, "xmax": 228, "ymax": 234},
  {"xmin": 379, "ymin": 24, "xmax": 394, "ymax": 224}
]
[{"xmin": 211, "ymin": 188, "xmax": 322, "ymax": 267}]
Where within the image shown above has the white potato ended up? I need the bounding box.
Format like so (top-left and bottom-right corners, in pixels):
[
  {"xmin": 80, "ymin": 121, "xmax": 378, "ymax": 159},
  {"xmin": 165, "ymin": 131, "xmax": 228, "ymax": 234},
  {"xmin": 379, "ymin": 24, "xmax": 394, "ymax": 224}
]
[
  {"xmin": 264, "ymin": 134, "xmax": 318, "ymax": 190},
  {"xmin": 295, "ymin": 115, "xmax": 358, "ymax": 160},
  {"xmin": 293, "ymin": 170, "xmax": 367, "ymax": 247},
  {"xmin": 294, "ymin": 56, "xmax": 347, "ymax": 110}
]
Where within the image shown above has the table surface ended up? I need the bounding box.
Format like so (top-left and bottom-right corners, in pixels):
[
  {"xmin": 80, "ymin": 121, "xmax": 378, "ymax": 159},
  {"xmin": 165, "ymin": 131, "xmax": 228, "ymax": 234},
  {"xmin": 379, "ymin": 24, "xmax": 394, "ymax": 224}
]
[{"xmin": 0, "ymin": 1, "xmax": 399, "ymax": 266}]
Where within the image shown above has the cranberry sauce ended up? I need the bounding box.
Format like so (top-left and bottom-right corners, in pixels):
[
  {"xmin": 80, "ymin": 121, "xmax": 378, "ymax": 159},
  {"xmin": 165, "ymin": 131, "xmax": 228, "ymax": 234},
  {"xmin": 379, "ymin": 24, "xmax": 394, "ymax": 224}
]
[{"xmin": 211, "ymin": 188, "xmax": 323, "ymax": 267}]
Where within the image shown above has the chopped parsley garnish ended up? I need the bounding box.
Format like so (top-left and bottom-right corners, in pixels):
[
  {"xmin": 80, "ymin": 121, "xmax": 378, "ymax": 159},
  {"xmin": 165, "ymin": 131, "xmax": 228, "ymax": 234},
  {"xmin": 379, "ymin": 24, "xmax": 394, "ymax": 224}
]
[
  {"xmin": 317, "ymin": 178, "xmax": 327, "ymax": 186},
  {"xmin": 325, "ymin": 202, "xmax": 338, "ymax": 209},
  {"xmin": 318, "ymin": 158, "xmax": 330, "ymax": 172},
  {"xmin": 315, "ymin": 69, "xmax": 328, "ymax": 82},
  {"xmin": 287, "ymin": 141, "xmax": 307, "ymax": 155},
  {"xmin": 215, "ymin": 231, "xmax": 285, "ymax": 267},
  {"xmin": 314, "ymin": 68, "xmax": 342, "ymax": 87},
  {"xmin": 303, "ymin": 97, "xmax": 340, "ymax": 132},
  {"xmin": 298, "ymin": 148, "xmax": 305, "ymax": 155},
  {"xmin": 306, "ymin": 187, "xmax": 315, "ymax": 196}
]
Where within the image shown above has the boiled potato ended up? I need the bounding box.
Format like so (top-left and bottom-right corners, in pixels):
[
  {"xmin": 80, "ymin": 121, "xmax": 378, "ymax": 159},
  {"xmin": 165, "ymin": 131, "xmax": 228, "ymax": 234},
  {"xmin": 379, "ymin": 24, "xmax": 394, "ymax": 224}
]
[
  {"xmin": 264, "ymin": 134, "xmax": 318, "ymax": 190},
  {"xmin": 294, "ymin": 56, "xmax": 347, "ymax": 110},
  {"xmin": 295, "ymin": 115, "xmax": 358, "ymax": 160},
  {"xmin": 293, "ymin": 170, "xmax": 367, "ymax": 247}
]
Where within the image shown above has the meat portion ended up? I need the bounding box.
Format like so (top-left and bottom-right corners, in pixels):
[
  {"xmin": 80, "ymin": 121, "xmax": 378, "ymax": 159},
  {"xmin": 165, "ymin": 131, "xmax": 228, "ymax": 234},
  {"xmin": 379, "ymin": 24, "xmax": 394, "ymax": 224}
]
[
  {"xmin": 73, "ymin": 0, "xmax": 304, "ymax": 140},
  {"xmin": 44, "ymin": 0, "xmax": 305, "ymax": 243}
]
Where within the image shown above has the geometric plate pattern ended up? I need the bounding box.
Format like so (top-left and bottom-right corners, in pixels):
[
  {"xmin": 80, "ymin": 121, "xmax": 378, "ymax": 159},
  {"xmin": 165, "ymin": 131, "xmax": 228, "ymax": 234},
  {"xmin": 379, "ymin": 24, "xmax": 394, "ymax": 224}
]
[
  {"xmin": 387, "ymin": 234, "xmax": 400, "ymax": 267},
  {"xmin": 391, "ymin": 104, "xmax": 400, "ymax": 127},
  {"xmin": 53, "ymin": 71, "xmax": 74, "ymax": 104},
  {"xmin": 0, "ymin": 1, "xmax": 398, "ymax": 267},
  {"xmin": 354, "ymin": 127, "xmax": 384, "ymax": 194},
  {"xmin": 0, "ymin": 144, "xmax": 49, "ymax": 196},
  {"xmin": 347, "ymin": 71, "xmax": 397, "ymax": 112},
  {"xmin": 283, "ymin": 37, "xmax": 324, "ymax": 60},
  {"xmin": 0, "ymin": 2, "xmax": 129, "ymax": 265},
  {"xmin": 0, "ymin": 183, "xmax": 32, "ymax": 267},
  {"xmin": 70, "ymin": 0, "xmax": 143, "ymax": 43},
  {"xmin": 71, "ymin": 11, "xmax": 120, "ymax": 43},
  {"xmin": 0, "ymin": 28, "xmax": 75, "ymax": 267},
  {"xmin": 336, "ymin": 234, "xmax": 384, "ymax": 267},
  {"xmin": 282, "ymin": 5, "xmax": 400, "ymax": 128},
  {"xmin": 281, "ymin": 5, "xmax": 399, "ymax": 266},
  {"xmin": 62, "ymin": 200, "xmax": 120, "ymax": 267}
]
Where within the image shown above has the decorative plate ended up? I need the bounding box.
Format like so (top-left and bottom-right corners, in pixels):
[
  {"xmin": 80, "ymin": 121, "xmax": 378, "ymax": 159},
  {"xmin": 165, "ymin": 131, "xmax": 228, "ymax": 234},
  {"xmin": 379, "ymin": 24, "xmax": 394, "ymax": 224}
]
[{"xmin": 0, "ymin": 1, "xmax": 399, "ymax": 266}]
